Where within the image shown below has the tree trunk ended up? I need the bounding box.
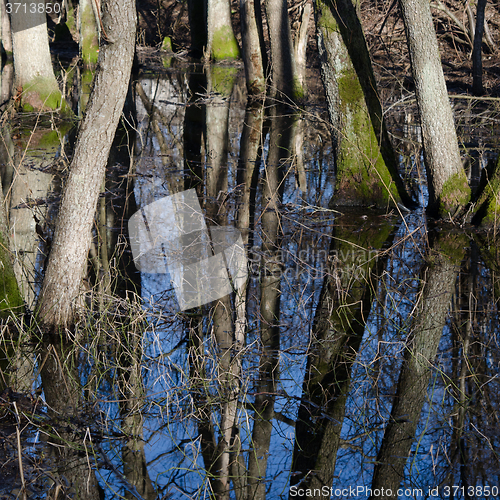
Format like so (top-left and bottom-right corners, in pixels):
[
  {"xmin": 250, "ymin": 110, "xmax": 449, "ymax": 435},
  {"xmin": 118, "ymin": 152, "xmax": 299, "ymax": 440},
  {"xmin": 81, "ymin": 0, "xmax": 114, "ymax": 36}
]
[
  {"xmin": 240, "ymin": 0, "xmax": 266, "ymax": 94},
  {"xmin": 0, "ymin": 135, "xmax": 22, "ymax": 316},
  {"xmin": 36, "ymin": 0, "xmax": 136, "ymax": 331},
  {"xmin": 315, "ymin": 0, "xmax": 414, "ymax": 208},
  {"xmin": 399, "ymin": 0, "xmax": 470, "ymax": 216},
  {"xmin": 370, "ymin": 234, "xmax": 466, "ymax": 499},
  {"xmin": 9, "ymin": 0, "xmax": 70, "ymax": 114},
  {"xmin": 207, "ymin": 0, "xmax": 239, "ymax": 60},
  {"xmin": 294, "ymin": 1, "xmax": 312, "ymax": 94},
  {"xmin": 265, "ymin": 0, "xmax": 302, "ymax": 99}
]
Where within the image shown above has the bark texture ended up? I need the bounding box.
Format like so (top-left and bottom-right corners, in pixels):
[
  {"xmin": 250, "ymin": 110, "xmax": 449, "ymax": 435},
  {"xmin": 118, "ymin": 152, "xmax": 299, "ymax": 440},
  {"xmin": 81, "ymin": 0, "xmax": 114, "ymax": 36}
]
[
  {"xmin": 399, "ymin": 0, "xmax": 469, "ymax": 215},
  {"xmin": 240, "ymin": 0, "xmax": 265, "ymax": 94},
  {"xmin": 79, "ymin": 0, "xmax": 99, "ymax": 66},
  {"xmin": 36, "ymin": 0, "xmax": 136, "ymax": 330}
]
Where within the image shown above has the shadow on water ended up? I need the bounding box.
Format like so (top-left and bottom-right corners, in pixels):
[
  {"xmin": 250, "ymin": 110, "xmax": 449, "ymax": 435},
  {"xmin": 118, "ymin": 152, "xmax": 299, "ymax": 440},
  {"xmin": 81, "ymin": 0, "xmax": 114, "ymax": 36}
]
[{"xmin": 1, "ymin": 63, "xmax": 500, "ymax": 499}]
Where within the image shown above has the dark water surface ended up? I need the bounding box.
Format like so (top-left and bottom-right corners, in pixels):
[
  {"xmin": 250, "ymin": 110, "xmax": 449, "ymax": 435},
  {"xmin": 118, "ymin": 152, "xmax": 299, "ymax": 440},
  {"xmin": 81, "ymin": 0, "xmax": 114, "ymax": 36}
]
[{"xmin": 1, "ymin": 65, "xmax": 500, "ymax": 499}]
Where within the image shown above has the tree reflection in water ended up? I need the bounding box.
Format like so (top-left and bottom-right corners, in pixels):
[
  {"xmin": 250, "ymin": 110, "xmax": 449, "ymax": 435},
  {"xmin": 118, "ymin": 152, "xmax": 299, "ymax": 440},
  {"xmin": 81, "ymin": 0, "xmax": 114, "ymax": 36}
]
[{"xmin": 1, "ymin": 68, "xmax": 500, "ymax": 499}]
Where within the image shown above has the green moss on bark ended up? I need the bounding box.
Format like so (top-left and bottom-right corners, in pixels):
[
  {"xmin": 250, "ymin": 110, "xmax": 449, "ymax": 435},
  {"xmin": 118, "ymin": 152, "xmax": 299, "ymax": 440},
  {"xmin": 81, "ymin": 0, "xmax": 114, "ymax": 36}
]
[
  {"xmin": 211, "ymin": 26, "xmax": 240, "ymax": 61},
  {"xmin": 439, "ymin": 171, "xmax": 470, "ymax": 215},
  {"xmin": 211, "ymin": 66, "xmax": 237, "ymax": 96},
  {"xmin": 432, "ymin": 232, "xmax": 468, "ymax": 265},
  {"xmin": 334, "ymin": 69, "xmax": 400, "ymax": 206}
]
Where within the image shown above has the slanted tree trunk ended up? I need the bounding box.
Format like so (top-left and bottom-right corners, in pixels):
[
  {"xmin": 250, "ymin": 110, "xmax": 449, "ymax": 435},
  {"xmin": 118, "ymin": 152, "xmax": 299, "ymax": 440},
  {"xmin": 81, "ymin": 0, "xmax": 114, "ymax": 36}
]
[
  {"xmin": 399, "ymin": 0, "xmax": 469, "ymax": 216},
  {"xmin": 36, "ymin": 0, "xmax": 136, "ymax": 331},
  {"xmin": 9, "ymin": 0, "xmax": 71, "ymax": 114},
  {"xmin": 240, "ymin": 0, "xmax": 266, "ymax": 94},
  {"xmin": 265, "ymin": 0, "xmax": 303, "ymax": 99},
  {"xmin": 207, "ymin": 0, "xmax": 239, "ymax": 60},
  {"xmin": 315, "ymin": 0, "xmax": 414, "ymax": 208}
]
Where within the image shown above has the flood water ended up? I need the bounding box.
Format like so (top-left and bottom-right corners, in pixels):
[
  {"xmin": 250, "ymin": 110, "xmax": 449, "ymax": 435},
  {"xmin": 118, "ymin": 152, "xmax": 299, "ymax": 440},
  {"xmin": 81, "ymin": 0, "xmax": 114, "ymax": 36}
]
[{"xmin": 1, "ymin": 61, "xmax": 500, "ymax": 499}]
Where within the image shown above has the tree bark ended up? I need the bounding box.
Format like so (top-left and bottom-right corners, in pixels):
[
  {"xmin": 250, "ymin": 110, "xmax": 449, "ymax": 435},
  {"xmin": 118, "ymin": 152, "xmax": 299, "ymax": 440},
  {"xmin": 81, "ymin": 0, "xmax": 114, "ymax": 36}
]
[
  {"xmin": 36, "ymin": 0, "xmax": 136, "ymax": 331},
  {"xmin": 79, "ymin": 0, "xmax": 99, "ymax": 66},
  {"xmin": 240, "ymin": 0, "xmax": 266, "ymax": 94},
  {"xmin": 399, "ymin": 0, "xmax": 470, "ymax": 216},
  {"xmin": 1, "ymin": 0, "xmax": 12, "ymax": 56},
  {"xmin": 294, "ymin": 1, "xmax": 312, "ymax": 94},
  {"xmin": 315, "ymin": 0, "xmax": 414, "ymax": 209}
]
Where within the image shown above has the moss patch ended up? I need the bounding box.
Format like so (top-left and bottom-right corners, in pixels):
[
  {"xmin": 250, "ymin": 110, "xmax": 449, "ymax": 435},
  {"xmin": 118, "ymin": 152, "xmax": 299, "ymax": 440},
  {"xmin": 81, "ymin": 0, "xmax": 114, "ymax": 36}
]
[
  {"xmin": 431, "ymin": 232, "xmax": 468, "ymax": 265},
  {"xmin": 333, "ymin": 68, "xmax": 400, "ymax": 207},
  {"xmin": 211, "ymin": 66, "xmax": 237, "ymax": 96},
  {"xmin": 439, "ymin": 171, "xmax": 470, "ymax": 216},
  {"xmin": 211, "ymin": 26, "xmax": 239, "ymax": 61},
  {"xmin": 162, "ymin": 36, "xmax": 173, "ymax": 52},
  {"xmin": 0, "ymin": 233, "xmax": 23, "ymax": 317}
]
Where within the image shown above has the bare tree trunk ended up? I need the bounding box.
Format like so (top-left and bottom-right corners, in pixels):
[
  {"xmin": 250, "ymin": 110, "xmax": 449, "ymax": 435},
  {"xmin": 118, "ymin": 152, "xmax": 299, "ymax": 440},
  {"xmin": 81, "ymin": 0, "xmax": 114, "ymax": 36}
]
[
  {"xmin": 294, "ymin": 1, "xmax": 312, "ymax": 94},
  {"xmin": 398, "ymin": 0, "xmax": 470, "ymax": 216},
  {"xmin": 1, "ymin": 0, "xmax": 12, "ymax": 56},
  {"xmin": 79, "ymin": 0, "xmax": 99, "ymax": 66},
  {"xmin": 240, "ymin": 0, "xmax": 266, "ymax": 94},
  {"xmin": 36, "ymin": 0, "xmax": 136, "ymax": 331}
]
